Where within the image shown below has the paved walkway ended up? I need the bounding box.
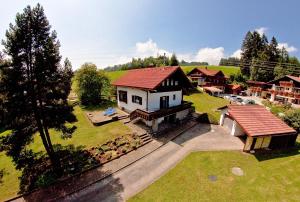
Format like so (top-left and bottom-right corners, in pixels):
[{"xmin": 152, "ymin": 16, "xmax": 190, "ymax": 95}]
[{"xmin": 61, "ymin": 124, "xmax": 244, "ymax": 202}]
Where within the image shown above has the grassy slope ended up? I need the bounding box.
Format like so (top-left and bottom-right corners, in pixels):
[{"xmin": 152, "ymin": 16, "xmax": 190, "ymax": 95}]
[
  {"xmin": 106, "ymin": 70, "xmax": 127, "ymax": 82},
  {"xmin": 184, "ymin": 91, "xmax": 229, "ymax": 124},
  {"xmin": 130, "ymin": 149, "xmax": 300, "ymax": 202},
  {"xmin": 0, "ymin": 106, "xmax": 131, "ymax": 201},
  {"xmin": 106, "ymin": 66, "xmax": 240, "ymax": 82}
]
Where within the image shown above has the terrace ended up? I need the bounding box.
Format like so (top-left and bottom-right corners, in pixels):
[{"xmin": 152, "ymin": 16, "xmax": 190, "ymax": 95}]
[{"xmin": 129, "ymin": 101, "xmax": 193, "ymax": 121}]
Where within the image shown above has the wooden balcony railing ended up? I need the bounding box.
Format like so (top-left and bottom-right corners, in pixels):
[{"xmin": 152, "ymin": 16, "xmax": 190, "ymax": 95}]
[{"xmin": 130, "ymin": 101, "xmax": 193, "ymax": 121}]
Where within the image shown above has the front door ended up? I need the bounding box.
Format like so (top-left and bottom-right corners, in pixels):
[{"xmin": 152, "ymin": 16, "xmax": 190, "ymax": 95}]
[{"xmin": 160, "ymin": 96, "xmax": 169, "ymax": 109}]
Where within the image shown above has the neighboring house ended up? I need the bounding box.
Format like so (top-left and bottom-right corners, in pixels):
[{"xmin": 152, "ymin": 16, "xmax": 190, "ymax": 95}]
[
  {"xmin": 226, "ymin": 84, "xmax": 242, "ymax": 95},
  {"xmin": 246, "ymin": 80, "xmax": 271, "ymax": 98},
  {"xmin": 268, "ymin": 75, "xmax": 300, "ymax": 105},
  {"xmin": 112, "ymin": 66, "xmax": 193, "ymax": 132},
  {"xmin": 187, "ymin": 67, "xmax": 227, "ymax": 92},
  {"xmin": 219, "ymin": 105, "xmax": 297, "ymax": 151}
]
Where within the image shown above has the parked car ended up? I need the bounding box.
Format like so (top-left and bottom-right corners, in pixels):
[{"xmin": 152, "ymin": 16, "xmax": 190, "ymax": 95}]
[
  {"xmin": 236, "ymin": 97, "xmax": 243, "ymax": 103},
  {"xmin": 224, "ymin": 94, "xmax": 237, "ymax": 101},
  {"xmin": 242, "ymin": 99, "xmax": 255, "ymax": 105},
  {"xmin": 239, "ymin": 91, "xmax": 247, "ymax": 96}
]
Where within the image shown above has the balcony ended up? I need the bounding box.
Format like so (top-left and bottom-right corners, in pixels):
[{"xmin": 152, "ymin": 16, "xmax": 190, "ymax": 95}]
[{"xmin": 130, "ymin": 101, "xmax": 193, "ymax": 121}]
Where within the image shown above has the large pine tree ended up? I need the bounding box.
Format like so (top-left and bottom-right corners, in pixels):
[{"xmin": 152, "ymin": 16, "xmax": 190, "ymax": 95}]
[{"xmin": 0, "ymin": 4, "xmax": 75, "ymax": 172}]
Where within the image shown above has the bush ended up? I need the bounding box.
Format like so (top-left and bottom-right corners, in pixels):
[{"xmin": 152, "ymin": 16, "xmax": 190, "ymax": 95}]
[{"xmin": 283, "ymin": 109, "xmax": 300, "ymax": 133}]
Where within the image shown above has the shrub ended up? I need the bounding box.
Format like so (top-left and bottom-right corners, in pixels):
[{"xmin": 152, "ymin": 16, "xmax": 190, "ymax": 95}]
[{"xmin": 283, "ymin": 109, "xmax": 300, "ymax": 133}]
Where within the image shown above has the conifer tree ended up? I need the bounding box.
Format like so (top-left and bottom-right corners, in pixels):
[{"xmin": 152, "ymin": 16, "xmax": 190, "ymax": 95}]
[{"xmin": 0, "ymin": 4, "xmax": 75, "ymax": 173}]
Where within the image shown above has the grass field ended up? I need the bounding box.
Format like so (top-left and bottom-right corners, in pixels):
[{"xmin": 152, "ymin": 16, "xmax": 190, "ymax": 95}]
[
  {"xmin": 106, "ymin": 65, "xmax": 240, "ymax": 82},
  {"xmin": 130, "ymin": 148, "xmax": 300, "ymax": 202},
  {"xmin": 184, "ymin": 91, "xmax": 229, "ymax": 124},
  {"xmin": 0, "ymin": 106, "xmax": 131, "ymax": 201}
]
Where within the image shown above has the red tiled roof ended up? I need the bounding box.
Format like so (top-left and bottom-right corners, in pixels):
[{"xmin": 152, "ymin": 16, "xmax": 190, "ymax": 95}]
[
  {"xmin": 227, "ymin": 84, "xmax": 241, "ymax": 90},
  {"xmin": 197, "ymin": 68, "xmax": 220, "ymax": 76},
  {"xmin": 228, "ymin": 105, "xmax": 296, "ymax": 137},
  {"xmin": 112, "ymin": 66, "xmax": 188, "ymax": 90},
  {"xmin": 287, "ymin": 75, "xmax": 300, "ymax": 83}
]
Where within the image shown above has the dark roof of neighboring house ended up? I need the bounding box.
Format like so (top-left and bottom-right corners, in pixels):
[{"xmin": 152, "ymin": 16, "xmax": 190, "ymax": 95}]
[
  {"xmin": 287, "ymin": 75, "xmax": 300, "ymax": 83},
  {"xmin": 187, "ymin": 67, "xmax": 224, "ymax": 77},
  {"xmin": 227, "ymin": 105, "xmax": 296, "ymax": 137},
  {"xmin": 112, "ymin": 66, "xmax": 191, "ymax": 90},
  {"xmin": 246, "ymin": 80, "xmax": 268, "ymax": 85},
  {"xmin": 268, "ymin": 75, "xmax": 300, "ymax": 84}
]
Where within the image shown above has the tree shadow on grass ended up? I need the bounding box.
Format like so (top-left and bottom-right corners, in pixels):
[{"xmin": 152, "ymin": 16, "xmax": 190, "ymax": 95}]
[
  {"xmin": 18, "ymin": 144, "xmax": 97, "ymax": 194},
  {"xmin": 20, "ymin": 144, "xmax": 124, "ymax": 202},
  {"xmin": 80, "ymin": 99, "xmax": 117, "ymax": 111},
  {"xmin": 0, "ymin": 169, "xmax": 4, "ymax": 184},
  {"xmin": 254, "ymin": 141, "xmax": 300, "ymax": 162},
  {"xmin": 187, "ymin": 87, "xmax": 202, "ymax": 95}
]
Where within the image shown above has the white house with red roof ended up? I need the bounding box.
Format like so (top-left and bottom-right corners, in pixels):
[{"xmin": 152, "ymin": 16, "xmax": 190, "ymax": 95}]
[
  {"xmin": 187, "ymin": 67, "xmax": 227, "ymax": 91},
  {"xmin": 113, "ymin": 66, "xmax": 193, "ymax": 132},
  {"xmin": 220, "ymin": 105, "xmax": 297, "ymax": 151}
]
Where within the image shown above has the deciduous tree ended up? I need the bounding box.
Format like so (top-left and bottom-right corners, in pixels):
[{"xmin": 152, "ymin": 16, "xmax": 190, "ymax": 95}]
[{"xmin": 75, "ymin": 63, "xmax": 110, "ymax": 105}]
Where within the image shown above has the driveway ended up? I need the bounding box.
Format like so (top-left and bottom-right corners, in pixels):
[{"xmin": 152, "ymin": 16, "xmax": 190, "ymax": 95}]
[
  {"xmin": 61, "ymin": 123, "xmax": 244, "ymax": 202},
  {"xmin": 240, "ymin": 95, "xmax": 265, "ymax": 105}
]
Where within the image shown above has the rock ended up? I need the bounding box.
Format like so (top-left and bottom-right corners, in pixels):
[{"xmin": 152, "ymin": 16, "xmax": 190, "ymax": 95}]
[
  {"xmin": 232, "ymin": 167, "xmax": 244, "ymax": 176},
  {"xmin": 208, "ymin": 175, "xmax": 217, "ymax": 181}
]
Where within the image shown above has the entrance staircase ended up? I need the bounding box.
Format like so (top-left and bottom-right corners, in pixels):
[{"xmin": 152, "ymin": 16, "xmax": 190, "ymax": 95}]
[{"xmin": 139, "ymin": 133, "xmax": 153, "ymax": 146}]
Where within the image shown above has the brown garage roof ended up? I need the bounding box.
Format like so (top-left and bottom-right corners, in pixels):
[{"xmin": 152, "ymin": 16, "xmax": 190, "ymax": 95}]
[{"xmin": 228, "ymin": 105, "xmax": 296, "ymax": 137}]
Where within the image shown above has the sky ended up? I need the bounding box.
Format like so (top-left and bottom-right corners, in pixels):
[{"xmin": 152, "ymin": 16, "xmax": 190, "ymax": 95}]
[{"xmin": 0, "ymin": 0, "xmax": 299, "ymax": 69}]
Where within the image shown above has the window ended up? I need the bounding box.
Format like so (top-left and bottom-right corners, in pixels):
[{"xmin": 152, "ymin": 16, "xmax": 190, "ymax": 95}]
[
  {"xmin": 167, "ymin": 79, "xmax": 169, "ymax": 86},
  {"xmin": 162, "ymin": 81, "xmax": 165, "ymax": 86},
  {"xmin": 175, "ymin": 81, "xmax": 178, "ymax": 86},
  {"xmin": 118, "ymin": 90, "xmax": 127, "ymax": 103},
  {"xmin": 173, "ymin": 94, "xmax": 176, "ymax": 100},
  {"xmin": 132, "ymin": 95, "xmax": 142, "ymax": 105}
]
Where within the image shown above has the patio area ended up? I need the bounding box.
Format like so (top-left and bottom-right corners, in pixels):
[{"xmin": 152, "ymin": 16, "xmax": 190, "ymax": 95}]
[{"xmin": 86, "ymin": 108, "xmax": 128, "ymax": 126}]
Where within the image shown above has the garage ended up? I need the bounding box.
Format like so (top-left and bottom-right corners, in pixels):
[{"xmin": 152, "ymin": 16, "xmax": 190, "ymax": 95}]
[{"xmin": 220, "ymin": 105, "xmax": 298, "ymax": 151}]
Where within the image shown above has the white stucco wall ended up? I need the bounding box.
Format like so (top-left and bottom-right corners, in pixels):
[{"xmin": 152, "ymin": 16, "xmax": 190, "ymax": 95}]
[
  {"xmin": 148, "ymin": 90, "xmax": 182, "ymax": 112},
  {"xmin": 231, "ymin": 121, "xmax": 245, "ymax": 136},
  {"xmin": 117, "ymin": 87, "xmax": 183, "ymax": 113},
  {"xmin": 116, "ymin": 86, "xmax": 147, "ymax": 112}
]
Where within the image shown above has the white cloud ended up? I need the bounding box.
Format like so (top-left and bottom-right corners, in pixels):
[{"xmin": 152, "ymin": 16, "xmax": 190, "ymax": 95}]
[
  {"xmin": 278, "ymin": 43, "xmax": 297, "ymax": 53},
  {"xmin": 92, "ymin": 39, "xmax": 238, "ymax": 68},
  {"xmin": 135, "ymin": 39, "xmax": 171, "ymax": 58},
  {"xmin": 194, "ymin": 47, "xmax": 225, "ymax": 65},
  {"xmin": 255, "ymin": 27, "xmax": 268, "ymax": 36},
  {"xmin": 230, "ymin": 49, "xmax": 242, "ymax": 59}
]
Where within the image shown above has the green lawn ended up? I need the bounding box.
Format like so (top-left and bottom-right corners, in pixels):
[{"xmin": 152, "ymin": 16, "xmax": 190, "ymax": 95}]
[
  {"xmin": 105, "ymin": 66, "xmax": 240, "ymax": 82},
  {"xmin": 106, "ymin": 70, "xmax": 127, "ymax": 82},
  {"xmin": 130, "ymin": 149, "xmax": 300, "ymax": 202},
  {"xmin": 184, "ymin": 91, "xmax": 229, "ymax": 124},
  {"xmin": 0, "ymin": 106, "xmax": 131, "ymax": 201}
]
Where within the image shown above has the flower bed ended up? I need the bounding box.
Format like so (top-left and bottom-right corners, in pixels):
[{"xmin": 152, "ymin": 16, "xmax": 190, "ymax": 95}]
[{"xmin": 88, "ymin": 133, "xmax": 142, "ymax": 164}]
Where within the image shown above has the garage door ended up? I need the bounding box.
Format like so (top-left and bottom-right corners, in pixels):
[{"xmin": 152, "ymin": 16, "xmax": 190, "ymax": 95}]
[{"xmin": 223, "ymin": 116, "xmax": 233, "ymax": 132}]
